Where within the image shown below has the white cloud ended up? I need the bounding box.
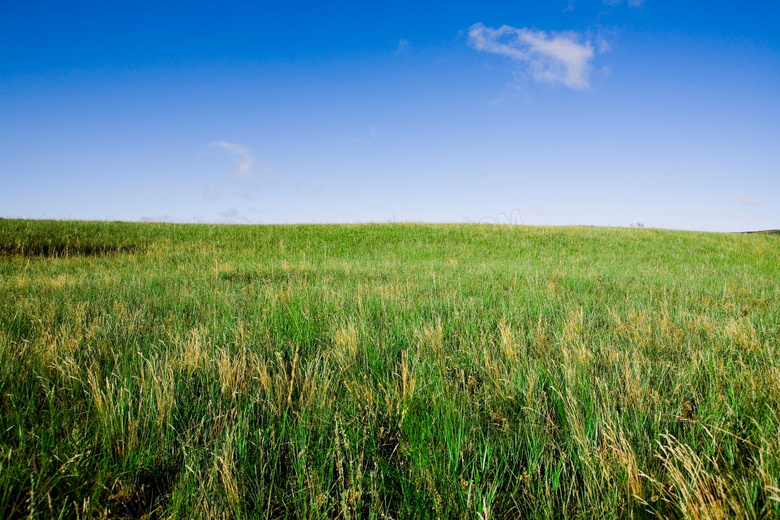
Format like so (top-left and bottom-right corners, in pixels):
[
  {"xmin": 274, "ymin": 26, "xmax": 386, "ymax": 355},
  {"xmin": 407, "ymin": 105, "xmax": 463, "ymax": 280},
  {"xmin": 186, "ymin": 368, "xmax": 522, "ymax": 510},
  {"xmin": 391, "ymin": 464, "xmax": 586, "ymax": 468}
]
[
  {"xmin": 210, "ymin": 140, "xmax": 254, "ymax": 177},
  {"xmin": 735, "ymin": 195, "xmax": 763, "ymax": 206},
  {"xmin": 468, "ymin": 23, "xmax": 595, "ymax": 89}
]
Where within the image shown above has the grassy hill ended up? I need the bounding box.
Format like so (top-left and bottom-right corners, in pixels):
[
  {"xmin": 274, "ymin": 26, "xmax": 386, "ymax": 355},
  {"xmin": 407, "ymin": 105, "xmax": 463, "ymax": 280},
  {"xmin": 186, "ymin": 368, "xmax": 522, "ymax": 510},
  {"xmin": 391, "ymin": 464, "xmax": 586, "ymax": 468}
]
[{"xmin": 1, "ymin": 219, "xmax": 779, "ymax": 518}]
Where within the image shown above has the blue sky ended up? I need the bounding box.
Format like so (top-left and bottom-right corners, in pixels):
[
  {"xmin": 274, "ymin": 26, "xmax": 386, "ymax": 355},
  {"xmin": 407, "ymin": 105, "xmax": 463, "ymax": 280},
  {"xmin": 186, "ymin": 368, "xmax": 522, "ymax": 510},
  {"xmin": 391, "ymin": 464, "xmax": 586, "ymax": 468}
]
[{"xmin": 1, "ymin": 1, "xmax": 778, "ymax": 231}]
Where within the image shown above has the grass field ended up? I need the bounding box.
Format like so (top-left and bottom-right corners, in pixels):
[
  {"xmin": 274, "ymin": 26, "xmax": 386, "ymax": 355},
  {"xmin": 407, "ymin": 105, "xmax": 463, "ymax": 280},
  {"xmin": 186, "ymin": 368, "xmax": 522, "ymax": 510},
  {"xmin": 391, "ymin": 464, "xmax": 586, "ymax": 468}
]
[{"xmin": 1, "ymin": 218, "xmax": 779, "ymax": 519}]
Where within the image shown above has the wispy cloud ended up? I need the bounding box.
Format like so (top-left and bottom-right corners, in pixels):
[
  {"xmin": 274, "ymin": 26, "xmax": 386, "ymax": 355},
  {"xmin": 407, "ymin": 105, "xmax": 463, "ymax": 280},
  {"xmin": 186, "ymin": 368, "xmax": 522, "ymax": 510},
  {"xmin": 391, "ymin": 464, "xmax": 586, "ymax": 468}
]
[
  {"xmin": 204, "ymin": 182, "xmax": 221, "ymax": 202},
  {"xmin": 139, "ymin": 214, "xmax": 181, "ymax": 223},
  {"xmin": 218, "ymin": 207, "xmax": 252, "ymax": 224},
  {"xmin": 735, "ymin": 195, "xmax": 763, "ymax": 206},
  {"xmin": 394, "ymin": 38, "xmax": 410, "ymax": 55},
  {"xmin": 210, "ymin": 140, "xmax": 254, "ymax": 177},
  {"xmin": 468, "ymin": 23, "xmax": 595, "ymax": 89},
  {"xmin": 604, "ymin": 0, "xmax": 645, "ymax": 6},
  {"xmin": 566, "ymin": 0, "xmax": 644, "ymax": 12}
]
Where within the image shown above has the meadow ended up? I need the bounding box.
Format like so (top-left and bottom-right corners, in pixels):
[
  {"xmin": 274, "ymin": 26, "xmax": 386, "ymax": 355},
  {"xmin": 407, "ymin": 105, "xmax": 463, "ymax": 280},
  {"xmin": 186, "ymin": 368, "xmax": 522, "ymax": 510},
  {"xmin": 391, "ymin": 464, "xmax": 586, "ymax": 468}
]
[{"xmin": 0, "ymin": 218, "xmax": 778, "ymax": 519}]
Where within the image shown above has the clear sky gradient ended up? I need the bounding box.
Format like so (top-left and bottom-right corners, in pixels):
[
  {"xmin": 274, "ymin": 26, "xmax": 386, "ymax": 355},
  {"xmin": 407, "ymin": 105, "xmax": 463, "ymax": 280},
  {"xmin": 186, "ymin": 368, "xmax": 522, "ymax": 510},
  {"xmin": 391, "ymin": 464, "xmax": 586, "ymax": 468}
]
[{"xmin": 1, "ymin": 1, "xmax": 778, "ymax": 231}]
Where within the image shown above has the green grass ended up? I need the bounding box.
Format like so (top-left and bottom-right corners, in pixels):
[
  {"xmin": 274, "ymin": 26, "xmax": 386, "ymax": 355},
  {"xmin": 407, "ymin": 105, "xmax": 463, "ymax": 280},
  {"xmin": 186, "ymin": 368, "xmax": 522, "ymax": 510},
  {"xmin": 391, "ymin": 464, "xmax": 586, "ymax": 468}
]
[{"xmin": 1, "ymin": 218, "xmax": 779, "ymax": 519}]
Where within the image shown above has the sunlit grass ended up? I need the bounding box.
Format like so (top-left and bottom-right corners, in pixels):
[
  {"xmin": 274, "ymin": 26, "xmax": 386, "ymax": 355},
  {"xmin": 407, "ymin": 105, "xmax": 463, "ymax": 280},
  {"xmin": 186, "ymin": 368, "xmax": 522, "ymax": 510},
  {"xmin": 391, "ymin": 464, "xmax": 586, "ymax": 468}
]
[{"xmin": 0, "ymin": 219, "xmax": 778, "ymax": 518}]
